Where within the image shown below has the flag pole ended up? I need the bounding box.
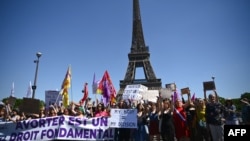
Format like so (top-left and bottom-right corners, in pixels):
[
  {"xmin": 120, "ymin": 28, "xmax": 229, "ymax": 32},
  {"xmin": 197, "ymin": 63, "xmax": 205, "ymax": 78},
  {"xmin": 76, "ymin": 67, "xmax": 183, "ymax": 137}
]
[{"xmin": 93, "ymin": 73, "xmax": 97, "ymax": 105}]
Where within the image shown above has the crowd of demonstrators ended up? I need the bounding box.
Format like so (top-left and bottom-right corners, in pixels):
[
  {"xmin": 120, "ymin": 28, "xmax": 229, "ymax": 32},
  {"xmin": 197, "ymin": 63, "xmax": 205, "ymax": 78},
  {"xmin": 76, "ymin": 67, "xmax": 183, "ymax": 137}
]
[{"xmin": 1, "ymin": 92, "xmax": 250, "ymax": 141}]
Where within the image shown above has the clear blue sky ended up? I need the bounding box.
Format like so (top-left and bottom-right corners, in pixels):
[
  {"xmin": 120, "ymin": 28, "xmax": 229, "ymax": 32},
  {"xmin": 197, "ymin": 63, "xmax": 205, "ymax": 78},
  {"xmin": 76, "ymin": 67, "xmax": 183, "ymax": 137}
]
[{"xmin": 1, "ymin": 0, "xmax": 249, "ymax": 103}]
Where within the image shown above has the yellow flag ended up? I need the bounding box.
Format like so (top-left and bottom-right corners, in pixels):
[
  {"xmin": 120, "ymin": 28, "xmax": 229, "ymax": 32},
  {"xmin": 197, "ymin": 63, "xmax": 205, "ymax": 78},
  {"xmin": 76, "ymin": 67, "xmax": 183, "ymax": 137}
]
[
  {"xmin": 62, "ymin": 89, "xmax": 69, "ymax": 107},
  {"xmin": 61, "ymin": 66, "xmax": 71, "ymax": 107},
  {"xmin": 61, "ymin": 66, "xmax": 71, "ymax": 89}
]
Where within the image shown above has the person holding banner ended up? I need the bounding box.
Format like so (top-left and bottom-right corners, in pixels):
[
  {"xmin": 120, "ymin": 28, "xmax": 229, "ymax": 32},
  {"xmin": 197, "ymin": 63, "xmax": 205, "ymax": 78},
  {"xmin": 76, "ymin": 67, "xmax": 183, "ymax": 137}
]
[
  {"xmin": 95, "ymin": 103, "xmax": 108, "ymax": 117},
  {"xmin": 8, "ymin": 108, "xmax": 20, "ymax": 122},
  {"xmin": 32, "ymin": 107, "xmax": 46, "ymax": 119},
  {"xmin": 62, "ymin": 107, "xmax": 71, "ymax": 116},
  {"xmin": 117, "ymin": 100, "xmax": 131, "ymax": 141},
  {"xmin": 48, "ymin": 105, "xmax": 58, "ymax": 117}
]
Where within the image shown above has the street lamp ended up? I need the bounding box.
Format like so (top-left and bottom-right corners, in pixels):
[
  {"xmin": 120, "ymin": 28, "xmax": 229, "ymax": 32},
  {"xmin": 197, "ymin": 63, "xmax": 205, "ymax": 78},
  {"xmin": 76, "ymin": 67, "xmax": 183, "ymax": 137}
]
[
  {"xmin": 212, "ymin": 76, "xmax": 215, "ymax": 81},
  {"xmin": 32, "ymin": 52, "xmax": 42, "ymax": 99}
]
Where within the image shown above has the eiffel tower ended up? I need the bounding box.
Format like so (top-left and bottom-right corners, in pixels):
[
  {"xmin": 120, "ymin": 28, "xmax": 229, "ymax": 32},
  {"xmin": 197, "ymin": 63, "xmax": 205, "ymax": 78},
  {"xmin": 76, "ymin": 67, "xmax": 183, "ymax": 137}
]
[{"xmin": 117, "ymin": 0, "xmax": 162, "ymax": 99}]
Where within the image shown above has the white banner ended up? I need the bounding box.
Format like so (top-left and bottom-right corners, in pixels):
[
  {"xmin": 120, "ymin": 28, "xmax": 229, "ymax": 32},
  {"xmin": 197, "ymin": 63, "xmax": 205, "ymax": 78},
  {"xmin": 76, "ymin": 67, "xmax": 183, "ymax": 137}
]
[
  {"xmin": 109, "ymin": 109, "xmax": 137, "ymax": 128},
  {"xmin": 0, "ymin": 116, "xmax": 114, "ymax": 141}
]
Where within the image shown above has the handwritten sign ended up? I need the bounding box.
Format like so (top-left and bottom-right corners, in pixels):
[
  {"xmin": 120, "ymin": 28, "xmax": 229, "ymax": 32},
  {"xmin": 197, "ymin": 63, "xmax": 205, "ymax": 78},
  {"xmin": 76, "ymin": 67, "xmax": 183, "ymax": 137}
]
[
  {"xmin": 122, "ymin": 84, "xmax": 148, "ymax": 100},
  {"xmin": 109, "ymin": 109, "xmax": 137, "ymax": 128}
]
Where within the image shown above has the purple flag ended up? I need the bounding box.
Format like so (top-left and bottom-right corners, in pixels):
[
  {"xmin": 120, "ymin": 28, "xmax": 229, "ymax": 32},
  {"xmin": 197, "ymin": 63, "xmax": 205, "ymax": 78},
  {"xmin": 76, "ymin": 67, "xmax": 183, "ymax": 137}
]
[
  {"xmin": 173, "ymin": 91, "xmax": 179, "ymax": 103},
  {"xmin": 191, "ymin": 93, "xmax": 196, "ymax": 101}
]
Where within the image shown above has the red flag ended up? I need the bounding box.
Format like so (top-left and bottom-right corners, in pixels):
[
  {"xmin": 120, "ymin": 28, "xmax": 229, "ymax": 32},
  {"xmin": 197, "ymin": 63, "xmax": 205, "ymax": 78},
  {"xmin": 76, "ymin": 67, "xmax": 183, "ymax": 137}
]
[
  {"xmin": 104, "ymin": 70, "xmax": 116, "ymax": 104},
  {"xmin": 80, "ymin": 83, "xmax": 88, "ymax": 105},
  {"xmin": 96, "ymin": 70, "xmax": 116, "ymax": 104}
]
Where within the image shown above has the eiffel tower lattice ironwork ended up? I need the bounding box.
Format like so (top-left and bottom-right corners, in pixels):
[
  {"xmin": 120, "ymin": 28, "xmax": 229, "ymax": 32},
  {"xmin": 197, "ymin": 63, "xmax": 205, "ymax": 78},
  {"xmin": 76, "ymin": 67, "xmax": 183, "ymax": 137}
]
[{"xmin": 117, "ymin": 0, "xmax": 162, "ymax": 98}]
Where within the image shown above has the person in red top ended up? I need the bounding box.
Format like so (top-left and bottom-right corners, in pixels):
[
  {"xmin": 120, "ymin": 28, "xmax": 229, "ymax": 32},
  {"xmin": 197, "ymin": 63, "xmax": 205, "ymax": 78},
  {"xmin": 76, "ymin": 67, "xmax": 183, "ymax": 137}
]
[
  {"xmin": 173, "ymin": 98, "xmax": 190, "ymax": 141},
  {"xmin": 94, "ymin": 103, "xmax": 108, "ymax": 117}
]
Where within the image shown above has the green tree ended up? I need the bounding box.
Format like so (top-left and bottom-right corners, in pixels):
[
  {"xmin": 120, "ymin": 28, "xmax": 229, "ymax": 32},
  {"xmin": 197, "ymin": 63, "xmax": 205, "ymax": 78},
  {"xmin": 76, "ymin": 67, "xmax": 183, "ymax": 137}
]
[{"xmin": 241, "ymin": 92, "xmax": 250, "ymax": 99}]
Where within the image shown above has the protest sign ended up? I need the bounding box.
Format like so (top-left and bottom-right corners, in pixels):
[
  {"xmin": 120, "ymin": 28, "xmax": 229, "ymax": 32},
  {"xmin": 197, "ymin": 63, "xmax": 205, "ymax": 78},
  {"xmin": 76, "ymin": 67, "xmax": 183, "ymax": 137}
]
[
  {"xmin": 109, "ymin": 109, "xmax": 137, "ymax": 128},
  {"xmin": 6, "ymin": 97, "xmax": 16, "ymax": 108},
  {"xmin": 203, "ymin": 81, "xmax": 216, "ymax": 91},
  {"xmin": 181, "ymin": 87, "xmax": 190, "ymax": 95},
  {"xmin": 0, "ymin": 116, "xmax": 114, "ymax": 141},
  {"xmin": 165, "ymin": 83, "xmax": 176, "ymax": 91},
  {"xmin": 143, "ymin": 90, "xmax": 159, "ymax": 103},
  {"xmin": 122, "ymin": 84, "xmax": 147, "ymax": 101},
  {"xmin": 20, "ymin": 98, "xmax": 40, "ymax": 114},
  {"xmin": 45, "ymin": 90, "xmax": 62, "ymax": 108},
  {"xmin": 160, "ymin": 88, "xmax": 172, "ymax": 99}
]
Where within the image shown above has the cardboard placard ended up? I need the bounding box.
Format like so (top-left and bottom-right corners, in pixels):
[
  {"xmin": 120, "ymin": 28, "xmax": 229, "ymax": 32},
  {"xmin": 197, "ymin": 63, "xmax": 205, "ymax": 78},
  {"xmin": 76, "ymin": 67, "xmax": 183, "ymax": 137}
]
[
  {"xmin": 203, "ymin": 81, "xmax": 215, "ymax": 91},
  {"xmin": 160, "ymin": 88, "xmax": 172, "ymax": 99},
  {"xmin": 7, "ymin": 96, "xmax": 16, "ymax": 108},
  {"xmin": 20, "ymin": 98, "xmax": 40, "ymax": 114},
  {"xmin": 143, "ymin": 90, "xmax": 159, "ymax": 103},
  {"xmin": 181, "ymin": 87, "xmax": 190, "ymax": 95},
  {"xmin": 165, "ymin": 83, "xmax": 176, "ymax": 91}
]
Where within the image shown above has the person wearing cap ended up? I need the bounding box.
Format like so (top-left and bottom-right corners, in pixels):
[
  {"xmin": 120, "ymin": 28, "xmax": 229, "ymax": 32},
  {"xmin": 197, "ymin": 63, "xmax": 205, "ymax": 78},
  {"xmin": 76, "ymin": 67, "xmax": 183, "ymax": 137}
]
[
  {"xmin": 240, "ymin": 98, "xmax": 250, "ymax": 125},
  {"xmin": 224, "ymin": 98, "xmax": 239, "ymax": 125}
]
